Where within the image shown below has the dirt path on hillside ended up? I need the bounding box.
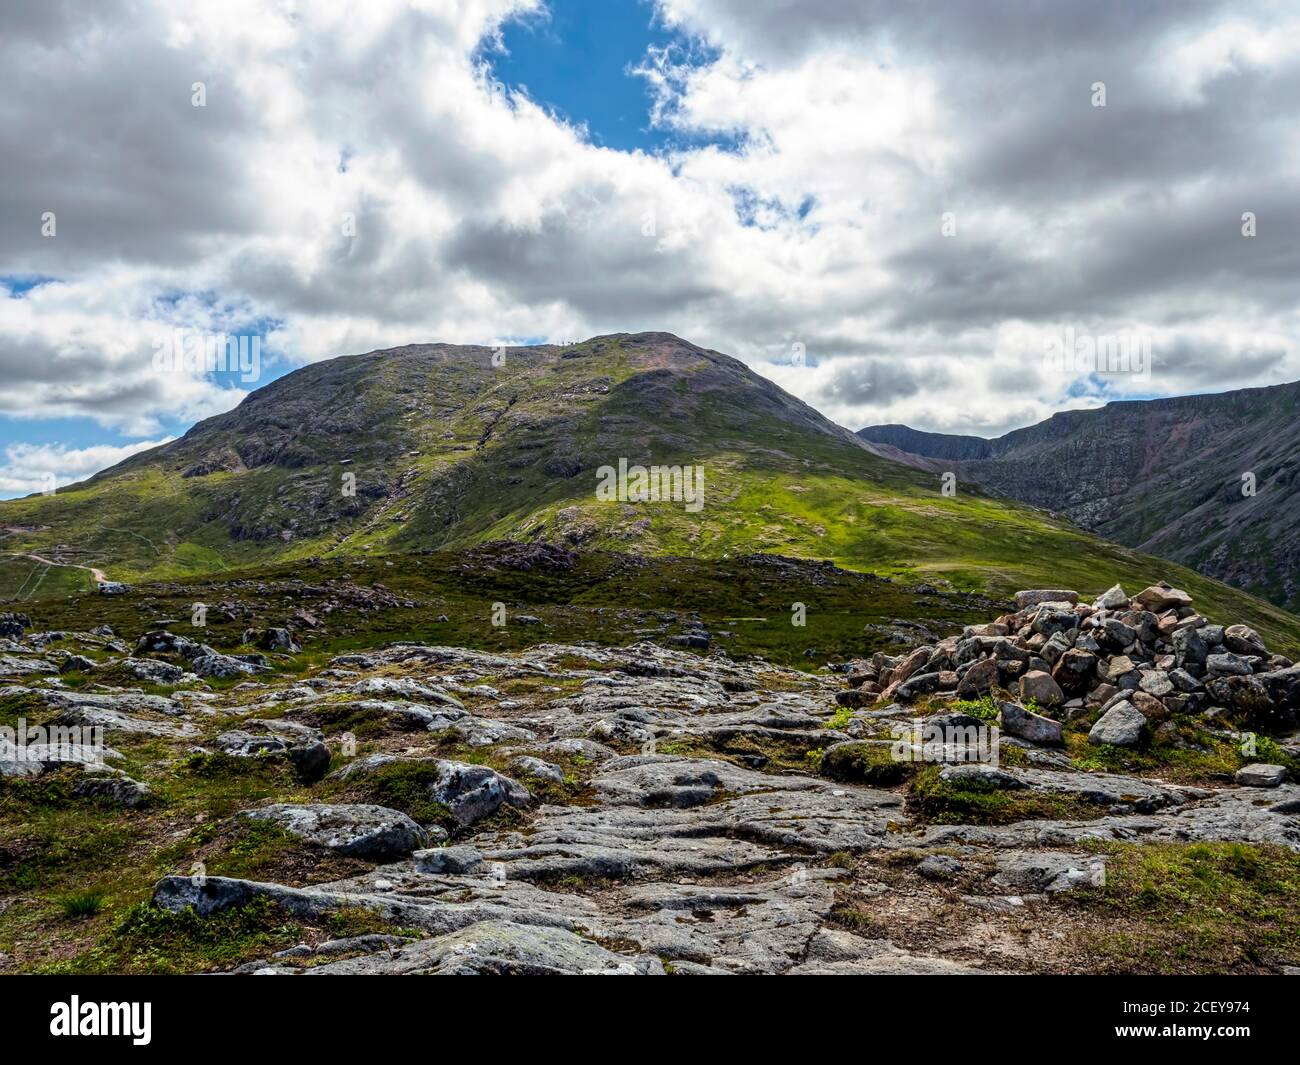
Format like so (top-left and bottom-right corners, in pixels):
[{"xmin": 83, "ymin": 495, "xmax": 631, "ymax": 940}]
[{"xmin": 2, "ymin": 552, "xmax": 109, "ymax": 583}]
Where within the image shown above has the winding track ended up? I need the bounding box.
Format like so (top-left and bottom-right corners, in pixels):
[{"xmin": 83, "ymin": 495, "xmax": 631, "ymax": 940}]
[{"xmin": 2, "ymin": 551, "xmax": 109, "ymax": 584}]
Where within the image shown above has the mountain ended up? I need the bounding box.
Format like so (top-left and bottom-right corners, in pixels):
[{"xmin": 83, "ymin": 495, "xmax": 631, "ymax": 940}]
[
  {"xmin": 3, "ymin": 332, "xmax": 1299, "ymax": 646},
  {"xmin": 858, "ymin": 380, "xmax": 1300, "ymax": 611}
]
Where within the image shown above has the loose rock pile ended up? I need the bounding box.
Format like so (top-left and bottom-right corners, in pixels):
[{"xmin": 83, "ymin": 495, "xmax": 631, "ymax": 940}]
[{"xmin": 841, "ymin": 582, "xmax": 1299, "ymax": 753}]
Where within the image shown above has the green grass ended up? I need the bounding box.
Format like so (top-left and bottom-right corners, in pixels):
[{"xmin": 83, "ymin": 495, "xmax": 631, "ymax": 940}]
[
  {"xmin": 826, "ymin": 706, "xmax": 855, "ymax": 730},
  {"xmin": 0, "ymin": 556, "xmax": 94, "ymax": 601},
  {"xmin": 1067, "ymin": 841, "xmax": 1300, "ymax": 973},
  {"xmin": 1063, "ymin": 725, "xmax": 1252, "ymax": 784},
  {"xmin": 821, "ymin": 741, "xmax": 915, "ymax": 786},
  {"xmin": 45, "ymin": 897, "xmax": 305, "ymax": 975},
  {"xmin": 56, "ymin": 888, "xmax": 107, "ymax": 919},
  {"xmin": 11, "ymin": 536, "xmax": 1299, "ymax": 677},
  {"xmin": 339, "ymin": 759, "xmax": 455, "ymax": 829},
  {"xmin": 2, "ymin": 547, "xmax": 998, "ymax": 669},
  {"xmin": 0, "ymin": 797, "xmax": 142, "ymax": 892},
  {"xmin": 950, "ymin": 695, "xmax": 1001, "ymax": 721},
  {"xmin": 907, "ymin": 764, "xmax": 1104, "ymax": 825}
]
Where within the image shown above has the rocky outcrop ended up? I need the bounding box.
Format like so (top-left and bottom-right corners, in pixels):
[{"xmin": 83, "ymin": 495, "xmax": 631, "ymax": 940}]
[
  {"xmin": 241, "ymin": 803, "xmax": 428, "ymax": 861},
  {"xmin": 214, "ymin": 720, "xmax": 331, "ymax": 782},
  {"xmin": 4, "ymin": 613, "xmax": 1296, "ymax": 976}
]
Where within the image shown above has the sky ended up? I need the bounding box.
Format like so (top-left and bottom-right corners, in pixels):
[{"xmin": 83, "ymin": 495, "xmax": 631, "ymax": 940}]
[{"xmin": 2, "ymin": 0, "xmax": 1298, "ymax": 496}]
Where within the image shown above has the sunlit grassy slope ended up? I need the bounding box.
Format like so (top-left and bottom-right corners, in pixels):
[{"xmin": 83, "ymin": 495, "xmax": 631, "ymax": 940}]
[{"xmin": 0, "ymin": 557, "xmax": 95, "ymax": 601}]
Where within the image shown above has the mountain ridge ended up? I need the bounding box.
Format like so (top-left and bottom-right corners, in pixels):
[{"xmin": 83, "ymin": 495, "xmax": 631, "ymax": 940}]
[
  {"xmin": 3, "ymin": 331, "xmax": 1298, "ymax": 648},
  {"xmin": 858, "ymin": 378, "xmax": 1300, "ymax": 611}
]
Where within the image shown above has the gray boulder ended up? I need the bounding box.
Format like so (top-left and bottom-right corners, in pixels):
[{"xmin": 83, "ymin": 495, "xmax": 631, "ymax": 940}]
[
  {"xmin": 999, "ymin": 701, "xmax": 1063, "ymax": 746},
  {"xmin": 215, "ymin": 723, "xmax": 330, "ymax": 783},
  {"xmin": 1168, "ymin": 668, "xmax": 1203, "ymax": 693},
  {"xmin": 1138, "ymin": 670, "xmax": 1175, "ymax": 697},
  {"xmin": 333, "ymin": 754, "xmax": 531, "ymax": 828},
  {"xmin": 119, "ymin": 657, "xmax": 186, "ymax": 684},
  {"xmin": 249, "ymin": 627, "xmax": 301, "ymax": 653},
  {"xmin": 1102, "ymin": 655, "xmax": 1137, "ymax": 683},
  {"xmin": 938, "ymin": 763, "xmax": 1024, "ymax": 789},
  {"xmin": 71, "ymin": 768, "xmax": 152, "ymax": 807},
  {"xmin": 992, "ymin": 853, "xmax": 1106, "ymax": 894},
  {"xmin": 192, "ymin": 651, "xmax": 262, "ymax": 678},
  {"xmin": 1092, "ymin": 584, "xmax": 1129, "ymax": 610},
  {"xmin": 916, "ymin": 855, "xmax": 963, "ymax": 880},
  {"xmin": 1014, "ymin": 589, "xmax": 1079, "ymax": 610},
  {"xmin": 1100, "ymin": 618, "xmax": 1136, "ymax": 647},
  {"xmin": 1019, "ymin": 670, "xmax": 1064, "ymax": 707},
  {"xmin": 348, "ymin": 676, "xmax": 464, "ymax": 708},
  {"xmin": 135, "ymin": 630, "xmax": 201, "ymax": 658},
  {"xmin": 430, "ymin": 761, "xmax": 531, "ymax": 827},
  {"xmin": 1207, "ymin": 652, "xmax": 1253, "ymax": 677},
  {"xmin": 1172, "ymin": 627, "xmax": 1208, "ymax": 672},
  {"xmin": 1224, "ymin": 625, "xmax": 1267, "ymax": 657},
  {"xmin": 310, "ymin": 920, "xmax": 664, "ymax": 976},
  {"xmin": 509, "ymin": 755, "xmax": 565, "ymax": 784},
  {"xmin": 1088, "ymin": 700, "xmax": 1147, "ymax": 747},
  {"xmin": 1134, "ymin": 584, "xmax": 1193, "ymax": 612},
  {"xmin": 956, "ymin": 657, "xmax": 998, "ymax": 696},
  {"xmin": 1029, "ymin": 609, "xmax": 1078, "ymax": 638},
  {"xmin": 1200, "ymin": 624, "xmax": 1226, "ymax": 646},
  {"xmin": 0, "ymin": 612, "xmax": 30, "ymax": 639},
  {"xmin": 413, "ymin": 846, "xmax": 485, "ymax": 874},
  {"xmin": 895, "ymin": 670, "xmax": 945, "ymax": 701},
  {"xmin": 1234, "ymin": 764, "xmax": 1287, "ymax": 788}
]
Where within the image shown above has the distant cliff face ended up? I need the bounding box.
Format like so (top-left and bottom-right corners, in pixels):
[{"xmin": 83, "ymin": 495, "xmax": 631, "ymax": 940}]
[
  {"xmin": 859, "ymin": 381, "xmax": 1300, "ymax": 612},
  {"xmin": 850, "ymin": 424, "xmax": 993, "ymax": 462}
]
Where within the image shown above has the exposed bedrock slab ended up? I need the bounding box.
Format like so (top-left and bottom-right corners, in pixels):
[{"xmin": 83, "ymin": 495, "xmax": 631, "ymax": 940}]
[
  {"xmin": 281, "ymin": 921, "xmax": 666, "ymax": 976},
  {"xmin": 240, "ymin": 803, "xmax": 428, "ymax": 861},
  {"xmin": 905, "ymin": 786, "xmax": 1300, "ymax": 851},
  {"xmin": 129, "ymin": 637, "xmax": 1300, "ymax": 977}
]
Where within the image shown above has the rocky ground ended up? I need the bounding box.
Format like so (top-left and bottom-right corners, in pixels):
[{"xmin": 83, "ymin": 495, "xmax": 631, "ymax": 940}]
[{"xmin": 1, "ymin": 587, "xmax": 1298, "ymax": 976}]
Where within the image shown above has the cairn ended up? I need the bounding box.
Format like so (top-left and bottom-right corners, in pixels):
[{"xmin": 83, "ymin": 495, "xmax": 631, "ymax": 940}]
[{"xmin": 839, "ymin": 582, "xmax": 1300, "ymax": 749}]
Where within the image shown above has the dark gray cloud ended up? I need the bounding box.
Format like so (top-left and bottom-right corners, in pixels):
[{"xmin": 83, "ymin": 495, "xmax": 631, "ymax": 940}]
[
  {"xmin": 814, "ymin": 356, "xmax": 951, "ymax": 406},
  {"xmin": 444, "ymin": 206, "xmax": 724, "ymax": 321},
  {"xmin": 660, "ymin": 0, "xmax": 1300, "ymax": 427},
  {"xmin": 1151, "ymin": 335, "xmax": 1288, "ymax": 386},
  {"xmin": 0, "ymin": 0, "xmax": 265, "ymax": 275},
  {"xmin": 661, "ymin": 0, "xmax": 1224, "ymax": 63}
]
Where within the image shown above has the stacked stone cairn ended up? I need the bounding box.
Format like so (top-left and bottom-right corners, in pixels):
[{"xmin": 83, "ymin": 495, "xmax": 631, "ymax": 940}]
[{"xmin": 837, "ymin": 582, "xmax": 1300, "ymax": 760}]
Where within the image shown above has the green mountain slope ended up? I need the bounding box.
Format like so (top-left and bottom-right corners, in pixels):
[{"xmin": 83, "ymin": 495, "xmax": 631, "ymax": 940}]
[
  {"xmin": 859, "ymin": 380, "xmax": 1300, "ymax": 612},
  {"xmin": 3, "ymin": 332, "xmax": 1298, "ymax": 649}
]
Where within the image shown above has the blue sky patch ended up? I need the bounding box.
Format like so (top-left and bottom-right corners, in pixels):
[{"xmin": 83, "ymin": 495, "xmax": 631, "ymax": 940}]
[
  {"xmin": 1, "ymin": 275, "xmax": 58, "ymax": 296},
  {"xmin": 486, "ymin": 0, "xmax": 726, "ymax": 153}
]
